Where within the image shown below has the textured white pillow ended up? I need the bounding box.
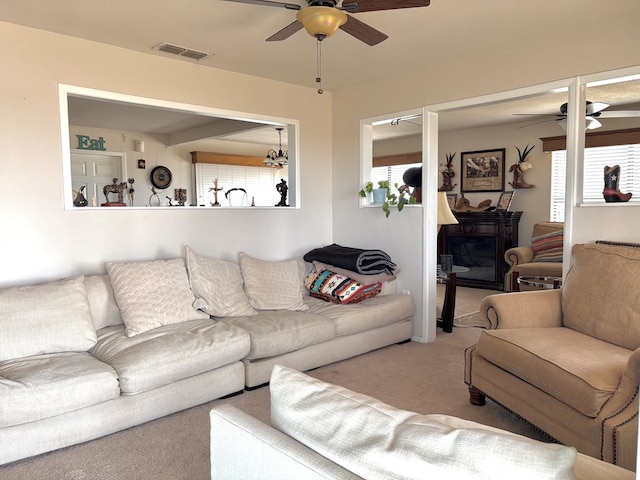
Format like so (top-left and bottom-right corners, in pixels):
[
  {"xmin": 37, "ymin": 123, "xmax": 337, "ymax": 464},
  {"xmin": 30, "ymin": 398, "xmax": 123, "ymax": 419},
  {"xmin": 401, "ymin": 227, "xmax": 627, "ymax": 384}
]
[
  {"xmin": 106, "ymin": 259, "xmax": 209, "ymax": 337},
  {"xmin": 185, "ymin": 246, "xmax": 257, "ymax": 317},
  {"xmin": 270, "ymin": 365, "xmax": 577, "ymax": 480},
  {"xmin": 0, "ymin": 276, "xmax": 97, "ymax": 361},
  {"xmin": 238, "ymin": 252, "xmax": 308, "ymax": 311}
]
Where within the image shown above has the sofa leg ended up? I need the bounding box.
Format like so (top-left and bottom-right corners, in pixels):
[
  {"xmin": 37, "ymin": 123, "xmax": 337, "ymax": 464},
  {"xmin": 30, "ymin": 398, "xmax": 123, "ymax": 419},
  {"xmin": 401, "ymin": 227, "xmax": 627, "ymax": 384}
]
[{"xmin": 469, "ymin": 386, "xmax": 486, "ymax": 406}]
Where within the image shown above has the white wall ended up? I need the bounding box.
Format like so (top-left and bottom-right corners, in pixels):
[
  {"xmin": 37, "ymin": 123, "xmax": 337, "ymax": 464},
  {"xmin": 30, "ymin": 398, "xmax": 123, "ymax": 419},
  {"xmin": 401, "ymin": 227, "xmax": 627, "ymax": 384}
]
[
  {"xmin": 331, "ymin": 10, "xmax": 640, "ymax": 341},
  {"xmin": 0, "ymin": 22, "xmax": 333, "ymax": 287}
]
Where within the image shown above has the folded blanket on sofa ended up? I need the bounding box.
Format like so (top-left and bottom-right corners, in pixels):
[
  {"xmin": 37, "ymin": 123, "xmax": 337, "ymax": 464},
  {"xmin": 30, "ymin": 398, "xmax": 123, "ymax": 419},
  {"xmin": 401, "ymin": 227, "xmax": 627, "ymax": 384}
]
[{"xmin": 303, "ymin": 244, "xmax": 397, "ymax": 275}]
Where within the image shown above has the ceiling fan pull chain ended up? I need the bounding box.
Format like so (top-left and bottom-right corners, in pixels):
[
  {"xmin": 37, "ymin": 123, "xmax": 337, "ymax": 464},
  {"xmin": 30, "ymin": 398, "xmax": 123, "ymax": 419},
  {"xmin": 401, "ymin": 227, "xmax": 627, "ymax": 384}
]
[{"xmin": 316, "ymin": 38, "xmax": 323, "ymax": 94}]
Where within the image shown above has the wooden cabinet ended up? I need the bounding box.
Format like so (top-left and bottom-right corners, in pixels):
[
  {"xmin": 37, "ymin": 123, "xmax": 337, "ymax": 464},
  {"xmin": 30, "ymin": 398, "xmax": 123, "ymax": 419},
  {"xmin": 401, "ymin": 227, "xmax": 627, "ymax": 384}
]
[{"xmin": 437, "ymin": 211, "xmax": 522, "ymax": 291}]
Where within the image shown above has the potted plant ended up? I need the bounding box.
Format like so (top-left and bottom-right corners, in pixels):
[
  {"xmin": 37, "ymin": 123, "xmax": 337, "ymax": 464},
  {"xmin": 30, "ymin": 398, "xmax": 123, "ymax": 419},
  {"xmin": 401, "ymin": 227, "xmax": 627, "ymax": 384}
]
[{"xmin": 360, "ymin": 180, "xmax": 416, "ymax": 217}]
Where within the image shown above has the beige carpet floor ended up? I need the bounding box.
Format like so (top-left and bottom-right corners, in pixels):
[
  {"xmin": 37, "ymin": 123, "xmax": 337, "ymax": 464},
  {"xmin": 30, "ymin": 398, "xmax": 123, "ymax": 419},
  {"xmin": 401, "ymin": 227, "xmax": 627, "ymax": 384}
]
[{"xmin": 0, "ymin": 313, "xmax": 552, "ymax": 480}]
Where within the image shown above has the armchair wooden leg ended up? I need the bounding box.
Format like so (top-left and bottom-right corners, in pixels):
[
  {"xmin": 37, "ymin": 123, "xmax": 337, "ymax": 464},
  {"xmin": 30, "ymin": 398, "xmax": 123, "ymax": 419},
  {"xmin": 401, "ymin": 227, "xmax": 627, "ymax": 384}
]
[{"xmin": 468, "ymin": 386, "xmax": 486, "ymax": 406}]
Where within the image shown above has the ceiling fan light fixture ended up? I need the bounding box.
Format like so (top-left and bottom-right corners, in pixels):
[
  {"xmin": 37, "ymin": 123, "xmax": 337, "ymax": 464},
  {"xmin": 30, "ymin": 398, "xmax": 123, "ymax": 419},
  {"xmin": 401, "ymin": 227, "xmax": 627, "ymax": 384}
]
[{"xmin": 296, "ymin": 6, "xmax": 347, "ymax": 39}]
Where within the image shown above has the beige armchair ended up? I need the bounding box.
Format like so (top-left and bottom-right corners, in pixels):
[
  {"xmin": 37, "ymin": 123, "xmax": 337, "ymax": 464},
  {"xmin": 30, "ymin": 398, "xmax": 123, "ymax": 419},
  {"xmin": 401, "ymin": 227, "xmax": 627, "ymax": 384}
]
[
  {"xmin": 504, "ymin": 221, "xmax": 563, "ymax": 291},
  {"xmin": 465, "ymin": 242, "xmax": 640, "ymax": 471}
]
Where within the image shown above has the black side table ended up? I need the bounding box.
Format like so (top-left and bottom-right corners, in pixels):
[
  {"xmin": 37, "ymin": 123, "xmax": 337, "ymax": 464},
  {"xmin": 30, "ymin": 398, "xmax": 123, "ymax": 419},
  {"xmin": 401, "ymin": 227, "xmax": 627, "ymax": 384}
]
[{"xmin": 437, "ymin": 272, "xmax": 457, "ymax": 333}]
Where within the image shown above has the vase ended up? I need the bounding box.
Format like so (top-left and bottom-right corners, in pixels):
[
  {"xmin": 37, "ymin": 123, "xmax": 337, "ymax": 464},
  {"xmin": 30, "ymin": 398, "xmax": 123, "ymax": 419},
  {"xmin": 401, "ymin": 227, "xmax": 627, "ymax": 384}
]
[
  {"xmin": 372, "ymin": 188, "xmax": 388, "ymax": 204},
  {"xmin": 509, "ymin": 165, "xmax": 534, "ymax": 189}
]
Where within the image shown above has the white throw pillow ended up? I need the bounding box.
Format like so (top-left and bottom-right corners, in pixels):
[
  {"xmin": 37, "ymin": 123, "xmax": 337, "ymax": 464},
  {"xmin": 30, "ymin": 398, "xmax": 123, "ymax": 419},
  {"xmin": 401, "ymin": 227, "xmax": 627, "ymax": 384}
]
[
  {"xmin": 238, "ymin": 252, "xmax": 308, "ymax": 311},
  {"xmin": 0, "ymin": 276, "xmax": 97, "ymax": 361},
  {"xmin": 106, "ymin": 259, "xmax": 209, "ymax": 337},
  {"xmin": 270, "ymin": 365, "xmax": 577, "ymax": 480},
  {"xmin": 185, "ymin": 246, "xmax": 257, "ymax": 317}
]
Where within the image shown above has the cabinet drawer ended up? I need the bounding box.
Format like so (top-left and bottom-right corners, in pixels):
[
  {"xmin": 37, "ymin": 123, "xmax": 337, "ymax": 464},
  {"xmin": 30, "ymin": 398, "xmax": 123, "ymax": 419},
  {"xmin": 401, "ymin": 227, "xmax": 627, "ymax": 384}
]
[{"xmin": 446, "ymin": 223, "xmax": 498, "ymax": 235}]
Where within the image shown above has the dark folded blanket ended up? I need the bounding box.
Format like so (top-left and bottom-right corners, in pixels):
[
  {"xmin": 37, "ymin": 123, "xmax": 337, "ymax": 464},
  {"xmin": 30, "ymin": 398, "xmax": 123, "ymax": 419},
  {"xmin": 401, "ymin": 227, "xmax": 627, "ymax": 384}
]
[{"xmin": 303, "ymin": 244, "xmax": 397, "ymax": 275}]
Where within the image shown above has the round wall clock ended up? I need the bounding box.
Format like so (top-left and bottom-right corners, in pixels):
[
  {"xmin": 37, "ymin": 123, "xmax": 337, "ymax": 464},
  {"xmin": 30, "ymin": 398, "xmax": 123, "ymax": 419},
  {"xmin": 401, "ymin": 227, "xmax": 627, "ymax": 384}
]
[{"xmin": 150, "ymin": 166, "xmax": 172, "ymax": 190}]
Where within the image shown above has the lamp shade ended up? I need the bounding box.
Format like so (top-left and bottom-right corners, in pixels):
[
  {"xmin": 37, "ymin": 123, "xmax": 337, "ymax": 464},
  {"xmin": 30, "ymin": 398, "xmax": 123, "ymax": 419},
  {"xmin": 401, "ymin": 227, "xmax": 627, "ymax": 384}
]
[
  {"xmin": 296, "ymin": 7, "xmax": 347, "ymax": 39},
  {"xmin": 437, "ymin": 191, "xmax": 458, "ymax": 227}
]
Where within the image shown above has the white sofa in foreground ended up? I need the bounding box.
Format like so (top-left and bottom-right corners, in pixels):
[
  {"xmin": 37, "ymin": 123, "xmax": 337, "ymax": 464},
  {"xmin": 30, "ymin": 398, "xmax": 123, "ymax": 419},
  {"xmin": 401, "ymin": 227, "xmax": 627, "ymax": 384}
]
[
  {"xmin": 0, "ymin": 247, "xmax": 412, "ymax": 465},
  {"xmin": 210, "ymin": 366, "xmax": 636, "ymax": 480}
]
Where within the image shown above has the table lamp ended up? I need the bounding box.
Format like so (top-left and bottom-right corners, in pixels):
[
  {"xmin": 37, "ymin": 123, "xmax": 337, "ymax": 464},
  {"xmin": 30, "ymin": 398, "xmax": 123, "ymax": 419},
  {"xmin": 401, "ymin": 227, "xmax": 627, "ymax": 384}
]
[{"xmin": 437, "ymin": 191, "xmax": 458, "ymax": 233}]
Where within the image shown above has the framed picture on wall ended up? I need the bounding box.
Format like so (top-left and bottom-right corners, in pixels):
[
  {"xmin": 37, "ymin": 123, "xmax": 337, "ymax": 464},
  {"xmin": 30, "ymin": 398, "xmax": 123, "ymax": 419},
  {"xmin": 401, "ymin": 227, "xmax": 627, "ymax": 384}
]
[
  {"xmin": 461, "ymin": 148, "xmax": 506, "ymax": 192},
  {"xmin": 496, "ymin": 191, "xmax": 515, "ymax": 211}
]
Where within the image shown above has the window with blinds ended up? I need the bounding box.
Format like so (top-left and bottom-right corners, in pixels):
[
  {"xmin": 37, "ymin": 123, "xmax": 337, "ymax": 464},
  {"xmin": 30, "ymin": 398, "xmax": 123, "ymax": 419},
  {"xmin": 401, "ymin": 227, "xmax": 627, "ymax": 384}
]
[
  {"xmin": 371, "ymin": 163, "xmax": 422, "ymax": 188},
  {"xmin": 550, "ymin": 143, "xmax": 640, "ymax": 221},
  {"xmin": 194, "ymin": 163, "xmax": 285, "ymax": 207}
]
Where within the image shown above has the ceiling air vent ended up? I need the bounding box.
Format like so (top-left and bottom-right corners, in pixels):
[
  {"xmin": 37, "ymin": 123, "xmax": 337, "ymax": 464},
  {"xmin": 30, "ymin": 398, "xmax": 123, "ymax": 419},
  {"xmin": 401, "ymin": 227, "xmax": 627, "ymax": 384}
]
[{"xmin": 154, "ymin": 43, "xmax": 211, "ymax": 61}]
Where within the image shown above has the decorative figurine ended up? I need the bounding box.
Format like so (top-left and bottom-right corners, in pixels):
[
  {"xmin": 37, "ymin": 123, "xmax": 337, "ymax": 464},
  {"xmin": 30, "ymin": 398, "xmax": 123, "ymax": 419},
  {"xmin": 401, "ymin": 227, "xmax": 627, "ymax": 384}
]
[
  {"xmin": 439, "ymin": 152, "xmax": 457, "ymax": 192},
  {"xmin": 275, "ymin": 179, "xmax": 288, "ymax": 207},
  {"xmin": 127, "ymin": 178, "xmax": 135, "ymax": 206},
  {"xmin": 209, "ymin": 178, "xmax": 223, "ymax": 207},
  {"xmin": 102, "ymin": 178, "xmax": 127, "ymax": 205},
  {"xmin": 175, "ymin": 188, "xmax": 187, "ymax": 206},
  {"xmin": 603, "ymin": 165, "xmax": 632, "ymax": 202},
  {"xmin": 73, "ymin": 185, "xmax": 88, "ymax": 207}
]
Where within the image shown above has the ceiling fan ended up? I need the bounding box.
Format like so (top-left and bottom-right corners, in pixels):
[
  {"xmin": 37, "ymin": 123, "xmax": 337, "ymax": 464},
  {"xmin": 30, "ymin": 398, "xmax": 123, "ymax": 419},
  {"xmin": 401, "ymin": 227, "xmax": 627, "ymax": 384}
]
[
  {"xmin": 515, "ymin": 101, "xmax": 640, "ymax": 130},
  {"xmin": 223, "ymin": 0, "xmax": 431, "ymax": 46}
]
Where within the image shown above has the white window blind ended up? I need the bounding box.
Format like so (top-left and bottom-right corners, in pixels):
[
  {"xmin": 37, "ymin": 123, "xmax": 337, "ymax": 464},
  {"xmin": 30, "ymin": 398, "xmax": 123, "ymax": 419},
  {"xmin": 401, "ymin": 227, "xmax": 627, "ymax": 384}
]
[
  {"xmin": 194, "ymin": 164, "xmax": 285, "ymax": 207},
  {"xmin": 550, "ymin": 143, "xmax": 640, "ymax": 221},
  {"xmin": 371, "ymin": 162, "xmax": 421, "ymax": 188}
]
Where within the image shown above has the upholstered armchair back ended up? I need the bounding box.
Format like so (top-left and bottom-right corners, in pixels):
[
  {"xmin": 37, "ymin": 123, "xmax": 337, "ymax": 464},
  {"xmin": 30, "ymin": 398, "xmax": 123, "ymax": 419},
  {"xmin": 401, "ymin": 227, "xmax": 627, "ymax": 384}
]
[{"xmin": 562, "ymin": 243, "xmax": 640, "ymax": 349}]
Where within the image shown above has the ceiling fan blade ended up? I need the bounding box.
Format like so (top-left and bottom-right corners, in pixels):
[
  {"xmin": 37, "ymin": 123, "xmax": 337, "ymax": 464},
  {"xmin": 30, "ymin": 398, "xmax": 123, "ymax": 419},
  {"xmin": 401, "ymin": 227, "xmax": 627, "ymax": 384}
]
[
  {"xmin": 598, "ymin": 110, "xmax": 640, "ymax": 118},
  {"xmin": 223, "ymin": 0, "xmax": 301, "ymax": 10},
  {"xmin": 266, "ymin": 20, "xmax": 304, "ymax": 41},
  {"xmin": 512, "ymin": 113, "xmax": 559, "ymax": 117},
  {"xmin": 517, "ymin": 118, "xmax": 558, "ymax": 129},
  {"xmin": 586, "ymin": 117, "xmax": 602, "ymax": 130},
  {"xmin": 349, "ymin": 0, "xmax": 430, "ymax": 13},
  {"xmin": 586, "ymin": 102, "xmax": 609, "ymax": 115},
  {"xmin": 339, "ymin": 14, "xmax": 388, "ymax": 45}
]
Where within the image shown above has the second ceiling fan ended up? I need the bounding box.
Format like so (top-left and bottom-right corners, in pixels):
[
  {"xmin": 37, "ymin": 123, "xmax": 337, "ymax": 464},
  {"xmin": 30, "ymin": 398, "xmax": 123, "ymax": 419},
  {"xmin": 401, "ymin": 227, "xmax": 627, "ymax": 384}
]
[
  {"xmin": 224, "ymin": 0, "xmax": 431, "ymax": 46},
  {"xmin": 516, "ymin": 101, "xmax": 640, "ymax": 130}
]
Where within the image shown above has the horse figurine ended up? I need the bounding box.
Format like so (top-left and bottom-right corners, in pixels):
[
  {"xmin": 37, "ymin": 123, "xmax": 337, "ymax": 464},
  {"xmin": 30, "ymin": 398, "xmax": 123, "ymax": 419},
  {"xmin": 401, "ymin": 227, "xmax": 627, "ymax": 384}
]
[{"xmin": 103, "ymin": 178, "xmax": 127, "ymax": 204}]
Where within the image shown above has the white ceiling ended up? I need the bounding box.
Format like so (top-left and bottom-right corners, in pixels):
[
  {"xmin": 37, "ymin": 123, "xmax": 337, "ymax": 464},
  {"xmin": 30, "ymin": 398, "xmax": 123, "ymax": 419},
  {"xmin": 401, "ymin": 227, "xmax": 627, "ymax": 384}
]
[{"xmin": 4, "ymin": 0, "xmax": 640, "ymax": 147}]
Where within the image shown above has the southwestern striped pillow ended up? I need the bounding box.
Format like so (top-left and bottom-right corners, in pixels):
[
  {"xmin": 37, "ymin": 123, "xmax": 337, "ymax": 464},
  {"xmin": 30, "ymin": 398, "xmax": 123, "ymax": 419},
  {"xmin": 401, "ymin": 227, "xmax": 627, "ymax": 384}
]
[
  {"xmin": 305, "ymin": 270, "xmax": 381, "ymax": 304},
  {"xmin": 532, "ymin": 230, "xmax": 563, "ymax": 262}
]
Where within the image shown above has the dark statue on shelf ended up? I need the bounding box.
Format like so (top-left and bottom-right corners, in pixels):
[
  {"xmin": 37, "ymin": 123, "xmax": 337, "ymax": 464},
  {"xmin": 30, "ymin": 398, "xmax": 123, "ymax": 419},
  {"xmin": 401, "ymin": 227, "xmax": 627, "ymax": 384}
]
[
  {"xmin": 102, "ymin": 178, "xmax": 127, "ymax": 205},
  {"xmin": 275, "ymin": 178, "xmax": 288, "ymax": 207}
]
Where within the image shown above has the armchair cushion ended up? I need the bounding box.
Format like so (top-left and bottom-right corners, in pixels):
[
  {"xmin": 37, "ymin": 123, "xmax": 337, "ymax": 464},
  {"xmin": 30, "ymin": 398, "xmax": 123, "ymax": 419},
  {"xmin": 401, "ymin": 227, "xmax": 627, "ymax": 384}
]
[{"xmin": 475, "ymin": 327, "xmax": 630, "ymax": 417}]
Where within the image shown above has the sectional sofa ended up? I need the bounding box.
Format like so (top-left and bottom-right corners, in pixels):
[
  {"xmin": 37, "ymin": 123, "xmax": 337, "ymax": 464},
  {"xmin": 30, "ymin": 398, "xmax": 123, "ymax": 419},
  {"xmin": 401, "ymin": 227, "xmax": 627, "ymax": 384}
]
[
  {"xmin": 209, "ymin": 365, "xmax": 635, "ymax": 480},
  {"xmin": 0, "ymin": 247, "xmax": 413, "ymax": 465}
]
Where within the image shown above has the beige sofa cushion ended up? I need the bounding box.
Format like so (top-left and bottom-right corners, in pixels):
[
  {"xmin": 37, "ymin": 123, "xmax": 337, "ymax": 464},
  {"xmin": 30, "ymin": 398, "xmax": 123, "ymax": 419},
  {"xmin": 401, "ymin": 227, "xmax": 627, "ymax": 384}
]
[
  {"xmin": 0, "ymin": 276, "xmax": 97, "ymax": 361},
  {"xmin": 185, "ymin": 246, "xmax": 257, "ymax": 317},
  {"xmin": 221, "ymin": 311, "xmax": 335, "ymax": 360},
  {"xmin": 106, "ymin": 259, "xmax": 209, "ymax": 337},
  {"xmin": 85, "ymin": 275, "xmax": 123, "ymax": 330},
  {"xmin": 91, "ymin": 319, "xmax": 250, "ymax": 395},
  {"xmin": 239, "ymin": 252, "xmax": 308, "ymax": 311},
  {"xmin": 270, "ymin": 365, "xmax": 577, "ymax": 480},
  {"xmin": 0, "ymin": 352, "xmax": 119, "ymax": 427},
  {"xmin": 304, "ymin": 293, "xmax": 414, "ymax": 336},
  {"xmin": 475, "ymin": 327, "xmax": 630, "ymax": 417},
  {"xmin": 563, "ymin": 243, "xmax": 640, "ymax": 349}
]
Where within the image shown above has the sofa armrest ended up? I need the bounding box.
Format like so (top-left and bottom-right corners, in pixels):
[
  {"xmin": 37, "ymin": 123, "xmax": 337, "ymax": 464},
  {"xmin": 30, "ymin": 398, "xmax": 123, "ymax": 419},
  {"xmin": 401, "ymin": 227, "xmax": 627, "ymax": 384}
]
[
  {"xmin": 210, "ymin": 405, "xmax": 362, "ymax": 480},
  {"xmin": 505, "ymin": 246, "xmax": 535, "ymax": 267},
  {"xmin": 480, "ymin": 289, "xmax": 563, "ymax": 329}
]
